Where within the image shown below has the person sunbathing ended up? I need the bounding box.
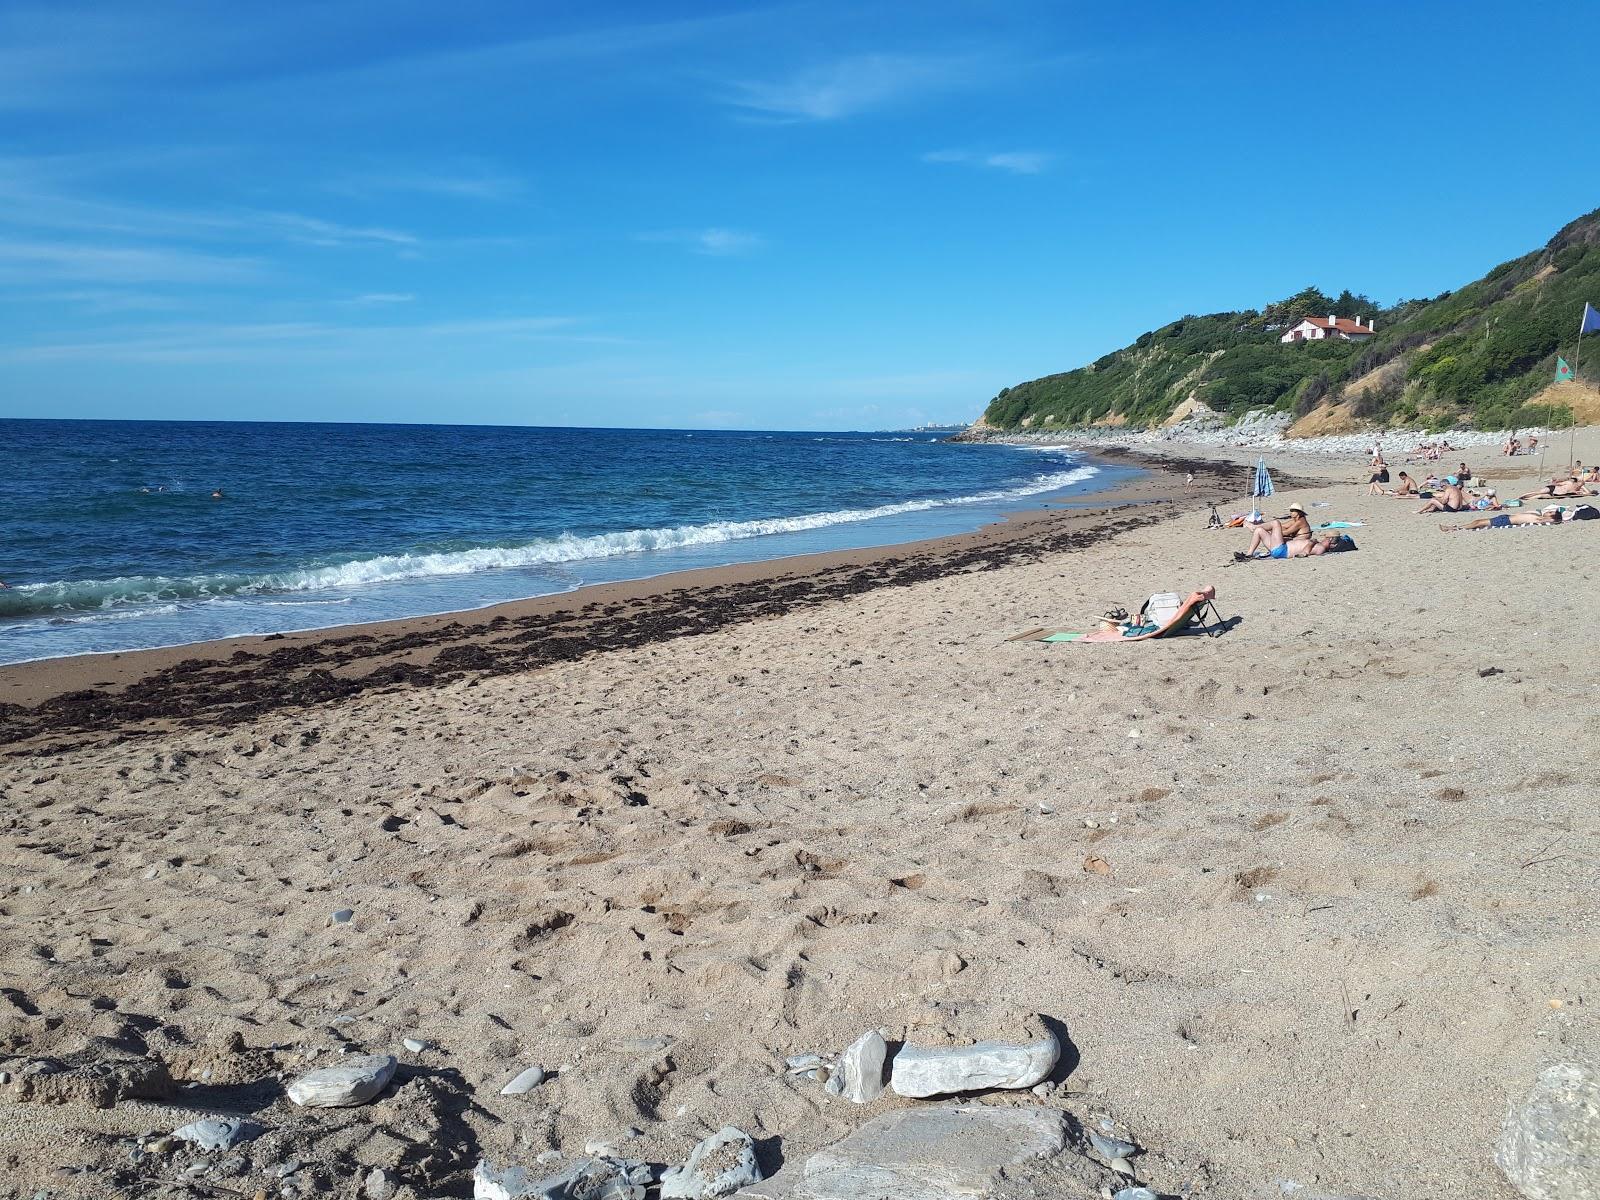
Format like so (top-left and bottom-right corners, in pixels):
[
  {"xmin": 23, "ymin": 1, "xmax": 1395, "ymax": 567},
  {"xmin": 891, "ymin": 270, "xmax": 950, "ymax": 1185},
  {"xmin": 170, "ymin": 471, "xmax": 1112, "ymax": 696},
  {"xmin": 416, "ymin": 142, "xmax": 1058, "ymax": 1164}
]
[
  {"xmin": 1441, "ymin": 510, "xmax": 1562, "ymax": 532},
  {"xmin": 1235, "ymin": 525, "xmax": 1346, "ymax": 560},
  {"xmin": 1417, "ymin": 482, "xmax": 1468, "ymax": 513},
  {"xmin": 1521, "ymin": 479, "xmax": 1595, "ymax": 499}
]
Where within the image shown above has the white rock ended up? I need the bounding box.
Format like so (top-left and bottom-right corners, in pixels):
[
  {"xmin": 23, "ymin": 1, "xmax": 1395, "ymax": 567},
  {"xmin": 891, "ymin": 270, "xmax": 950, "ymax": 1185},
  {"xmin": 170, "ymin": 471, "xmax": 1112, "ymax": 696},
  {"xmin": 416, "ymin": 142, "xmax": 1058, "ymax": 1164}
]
[
  {"xmin": 732, "ymin": 1105, "xmax": 1066, "ymax": 1200},
  {"xmin": 1496, "ymin": 1062, "xmax": 1600, "ymax": 1200},
  {"xmin": 172, "ymin": 1117, "xmax": 265, "ymax": 1152},
  {"xmin": 838, "ymin": 1031, "xmax": 887, "ymax": 1105},
  {"xmin": 660, "ymin": 1126, "xmax": 762, "ymax": 1199},
  {"xmin": 889, "ymin": 1027, "xmax": 1060, "ymax": 1098},
  {"xmin": 474, "ymin": 1156, "xmax": 650, "ymax": 1200},
  {"xmin": 501, "ymin": 1065, "xmax": 546, "ymax": 1095},
  {"xmin": 286, "ymin": 1054, "xmax": 397, "ymax": 1107},
  {"xmin": 784, "ymin": 1054, "xmax": 825, "ymax": 1075},
  {"xmin": 402, "ymin": 1037, "xmax": 430, "ymax": 1054}
]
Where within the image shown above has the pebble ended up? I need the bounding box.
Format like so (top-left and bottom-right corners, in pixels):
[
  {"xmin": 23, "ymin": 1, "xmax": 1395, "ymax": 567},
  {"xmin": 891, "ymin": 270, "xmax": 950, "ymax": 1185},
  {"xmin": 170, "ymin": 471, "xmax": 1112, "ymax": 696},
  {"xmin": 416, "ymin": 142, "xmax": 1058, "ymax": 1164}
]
[
  {"xmin": 402, "ymin": 1037, "xmax": 430, "ymax": 1054},
  {"xmin": 1031, "ymin": 1081, "xmax": 1054, "ymax": 1097},
  {"xmin": 824, "ymin": 1070, "xmax": 845, "ymax": 1097},
  {"xmin": 276, "ymin": 1159, "xmax": 305, "ymax": 1178},
  {"xmin": 500, "ymin": 1065, "xmax": 546, "ymax": 1095},
  {"xmin": 172, "ymin": 1116, "xmax": 266, "ymax": 1152},
  {"xmin": 331, "ymin": 909, "xmax": 354, "ymax": 924},
  {"xmin": 1112, "ymin": 1189, "xmax": 1158, "ymax": 1200},
  {"xmin": 784, "ymin": 1053, "xmax": 825, "ymax": 1074},
  {"xmin": 1089, "ymin": 1132, "xmax": 1139, "ymax": 1162},
  {"xmin": 364, "ymin": 1167, "xmax": 397, "ymax": 1200},
  {"xmin": 0, "ymin": 1071, "xmax": 9, "ymax": 1085},
  {"xmin": 145, "ymin": 1137, "xmax": 181, "ymax": 1154},
  {"xmin": 286, "ymin": 1054, "xmax": 397, "ymax": 1107}
]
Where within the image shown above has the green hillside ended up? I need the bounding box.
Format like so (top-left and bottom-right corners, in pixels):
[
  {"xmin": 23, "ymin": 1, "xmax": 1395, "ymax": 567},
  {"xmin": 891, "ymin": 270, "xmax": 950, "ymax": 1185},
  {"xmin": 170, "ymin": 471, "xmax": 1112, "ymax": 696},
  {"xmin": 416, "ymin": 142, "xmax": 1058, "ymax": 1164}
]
[{"xmin": 980, "ymin": 207, "xmax": 1600, "ymax": 433}]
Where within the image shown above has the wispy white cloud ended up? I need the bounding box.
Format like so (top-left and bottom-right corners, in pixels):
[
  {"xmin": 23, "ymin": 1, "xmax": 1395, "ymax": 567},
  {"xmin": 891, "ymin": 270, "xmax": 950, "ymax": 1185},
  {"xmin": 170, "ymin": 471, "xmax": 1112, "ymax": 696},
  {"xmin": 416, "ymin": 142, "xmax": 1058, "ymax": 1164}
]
[
  {"xmin": 0, "ymin": 157, "xmax": 421, "ymax": 250},
  {"xmin": 350, "ymin": 292, "xmax": 416, "ymax": 305},
  {"xmin": 723, "ymin": 53, "xmax": 977, "ymax": 122},
  {"xmin": 922, "ymin": 149, "xmax": 1053, "ymax": 174},
  {"xmin": 0, "ymin": 314, "xmax": 615, "ymax": 364},
  {"xmin": 637, "ymin": 228, "xmax": 765, "ymax": 256},
  {"xmin": 325, "ymin": 167, "xmax": 524, "ymax": 202},
  {"xmin": 0, "ymin": 237, "xmax": 262, "ymax": 285}
]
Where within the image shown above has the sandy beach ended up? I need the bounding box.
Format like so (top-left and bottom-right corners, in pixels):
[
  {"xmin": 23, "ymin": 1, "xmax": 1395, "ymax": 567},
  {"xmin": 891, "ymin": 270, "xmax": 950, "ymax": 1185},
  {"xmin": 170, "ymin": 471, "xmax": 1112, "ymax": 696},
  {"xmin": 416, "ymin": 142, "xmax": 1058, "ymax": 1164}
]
[{"xmin": 2, "ymin": 440, "xmax": 1597, "ymax": 1199}]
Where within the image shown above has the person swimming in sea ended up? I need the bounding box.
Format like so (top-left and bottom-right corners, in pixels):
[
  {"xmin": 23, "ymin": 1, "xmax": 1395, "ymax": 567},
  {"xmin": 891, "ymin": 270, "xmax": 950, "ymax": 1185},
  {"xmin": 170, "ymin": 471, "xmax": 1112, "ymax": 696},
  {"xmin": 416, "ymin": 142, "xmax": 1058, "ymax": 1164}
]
[{"xmin": 211, "ymin": 488, "xmax": 225, "ymax": 499}]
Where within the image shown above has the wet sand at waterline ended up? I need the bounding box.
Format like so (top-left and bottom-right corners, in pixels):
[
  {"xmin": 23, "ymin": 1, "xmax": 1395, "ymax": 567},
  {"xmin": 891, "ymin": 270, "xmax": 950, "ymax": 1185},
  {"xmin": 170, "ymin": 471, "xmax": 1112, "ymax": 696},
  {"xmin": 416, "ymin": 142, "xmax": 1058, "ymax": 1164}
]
[{"xmin": 1, "ymin": 444, "xmax": 1596, "ymax": 1199}]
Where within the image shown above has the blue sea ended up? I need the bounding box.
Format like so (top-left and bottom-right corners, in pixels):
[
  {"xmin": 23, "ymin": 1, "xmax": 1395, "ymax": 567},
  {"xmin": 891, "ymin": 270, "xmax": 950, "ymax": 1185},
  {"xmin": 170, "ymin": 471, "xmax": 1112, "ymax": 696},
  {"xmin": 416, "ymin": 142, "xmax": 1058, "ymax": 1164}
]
[{"xmin": 0, "ymin": 420, "xmax": 1133, "ymax": 665}]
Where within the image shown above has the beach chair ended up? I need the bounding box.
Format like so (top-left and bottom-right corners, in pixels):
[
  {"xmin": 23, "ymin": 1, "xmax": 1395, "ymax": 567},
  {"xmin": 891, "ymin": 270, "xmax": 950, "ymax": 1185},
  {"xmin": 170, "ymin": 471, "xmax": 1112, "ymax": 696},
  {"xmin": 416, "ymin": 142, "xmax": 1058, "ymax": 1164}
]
[{"xmin": 1079, "ymin": 586, "xmax": 1223, "ymax": 642}]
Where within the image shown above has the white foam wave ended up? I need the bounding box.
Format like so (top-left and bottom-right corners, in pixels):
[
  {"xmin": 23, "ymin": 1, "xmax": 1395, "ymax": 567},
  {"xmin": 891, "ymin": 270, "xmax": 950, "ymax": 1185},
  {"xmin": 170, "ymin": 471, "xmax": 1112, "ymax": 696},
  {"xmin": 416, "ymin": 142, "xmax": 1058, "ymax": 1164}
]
[{"xmin": 2, "ymin": 463, "xmax": 1097, "ymax": 616}]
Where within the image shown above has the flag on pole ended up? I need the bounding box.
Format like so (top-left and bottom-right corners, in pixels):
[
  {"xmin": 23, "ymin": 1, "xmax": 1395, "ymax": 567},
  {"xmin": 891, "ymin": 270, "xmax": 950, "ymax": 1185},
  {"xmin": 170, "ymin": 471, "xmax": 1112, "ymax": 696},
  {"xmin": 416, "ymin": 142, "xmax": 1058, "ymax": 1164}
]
[
  {"xmin": 1557, "ymin": 356, "xmax": 1575, "ymax": 382},
  {"xmin": 1582, "ymin": 302, "xmax": 1600, "ymax": 335}
]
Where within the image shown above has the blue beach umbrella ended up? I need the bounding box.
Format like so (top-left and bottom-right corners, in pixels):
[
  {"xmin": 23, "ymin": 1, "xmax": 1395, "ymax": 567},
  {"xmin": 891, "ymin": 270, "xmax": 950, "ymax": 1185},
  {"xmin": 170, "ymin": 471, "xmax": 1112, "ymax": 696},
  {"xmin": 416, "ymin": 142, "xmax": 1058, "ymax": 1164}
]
[{"xmin": 1250, "ymin": 456, "xmax": 1274, "ymax": 522}]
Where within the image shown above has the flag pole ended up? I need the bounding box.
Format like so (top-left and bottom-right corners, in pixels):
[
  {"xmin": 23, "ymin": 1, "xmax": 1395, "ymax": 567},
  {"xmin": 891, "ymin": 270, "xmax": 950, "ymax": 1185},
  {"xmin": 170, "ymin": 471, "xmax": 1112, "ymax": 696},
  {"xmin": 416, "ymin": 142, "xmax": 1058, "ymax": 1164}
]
[{"xmin": 1572, "ymin": 319, "xmax": 1584, "ymax": 473}]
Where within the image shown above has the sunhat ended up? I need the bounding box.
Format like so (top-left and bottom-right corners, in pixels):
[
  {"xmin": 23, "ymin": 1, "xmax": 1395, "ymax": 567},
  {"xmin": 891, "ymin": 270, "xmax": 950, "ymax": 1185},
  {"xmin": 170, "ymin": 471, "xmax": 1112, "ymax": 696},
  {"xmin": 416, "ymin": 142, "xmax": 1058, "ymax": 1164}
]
[{"xmin": 1288, "ymin": 503, "xmax": 1306, "ymax": 514}]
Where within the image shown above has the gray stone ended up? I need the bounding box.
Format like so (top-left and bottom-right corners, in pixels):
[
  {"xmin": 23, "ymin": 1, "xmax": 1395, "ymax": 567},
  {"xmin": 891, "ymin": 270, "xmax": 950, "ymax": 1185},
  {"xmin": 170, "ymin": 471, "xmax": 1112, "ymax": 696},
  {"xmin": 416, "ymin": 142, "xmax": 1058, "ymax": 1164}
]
[
  {"xmin": 286, "ymin": 1054, "xmax": 397, "ymax": 1107},
  {"xmin": 1111, "ymin": 1189, "xmax": 1157, "ymax": 1200},
  {"xmin": 365, "ymin": 1167, "xmax": 398, "ymax": 1200},
  {"xmin": 331, "ymin": 909, "xmax": 355, "ymax": 924},
  {"xmin": 734, "ymin": 1105, "xmax": 1067, "ymax": 1200},
  {"xmin": 402, "ymin": 1037, "xmax": 430, "ymax": 1054},
  {"xmin": 474, "ymin": 1156, "xmax": 650, "ymax": 1200},
  {"xmin": 888, "ymin": 1027, "xmax": 1060, "ymax": 1098},
  {"xmin": 661, "ymin": 1127, "xmax": 762, "ymax": 1199},
  {"xmin": 784, "ymin": 1054, "xmax": 826, "ymax": 1075},
  {"xmin": 838, "ymin": 1031, "xmax": 887, "ymax": 1105},
  {"xmin": 501, "ymin": 1065, "xmax": 547, "ymax": 1095},
  {"xmin": 823, "ymin": 1070, "xmax": 845, "ymax": 1097},
  {"xmin": 1089, "ymin": 1132, "xmax": 1138, "ymax": 1162},
  {"xmin": 172, "ymin": 1117, "xmax": 266, "ymax": 1152},
  {"xmin": 1496, "ymin": 1062, "xmax": 1600, "ymax": 1200}
]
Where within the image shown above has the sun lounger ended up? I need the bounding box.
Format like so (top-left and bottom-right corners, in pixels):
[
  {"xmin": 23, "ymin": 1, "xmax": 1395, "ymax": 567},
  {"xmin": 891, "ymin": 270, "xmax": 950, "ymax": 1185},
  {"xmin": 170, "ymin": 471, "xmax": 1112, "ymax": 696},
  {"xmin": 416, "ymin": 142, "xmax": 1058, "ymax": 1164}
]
[{"xmin": 1079, "ymin": 586, "xmax": 1223, "ymax": 642}]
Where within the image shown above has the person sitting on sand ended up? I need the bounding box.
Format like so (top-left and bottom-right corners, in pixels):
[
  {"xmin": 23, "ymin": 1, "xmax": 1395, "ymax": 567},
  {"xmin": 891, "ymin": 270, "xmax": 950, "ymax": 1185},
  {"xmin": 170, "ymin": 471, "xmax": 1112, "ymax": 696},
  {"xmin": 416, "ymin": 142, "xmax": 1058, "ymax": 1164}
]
[
  {"xmin": 1368, "ymin": 457, "xmax": 1390, "ymax": 488},
  {"xmin": 1521, "ymin": 479, "xmax": 1595, "ymax": 500},
  {"xmin": 1384, "ymin": 471, "xmax": 1417, "ymax": 497},
  {"xmin": 1529, "ymin": 436, "xmax": 1539, "ymax": 453},
  {"xmin": 1503, "ymin": 437, "xmax": 1520, "ymax": 456},
  {"xmin": 1457, "ymin": 462, "xmax": 1472, "ymax": 484},
  {"xmin": 1441, "ymin": 509, "xmax": 1563, "ymax": 532},
  {"xmin": 1278, "ymin": 503, "xmax": 1312, "ymax": 540},
  {"xmin": 1466, "ymin": 488, "xmax": 1501, "ymax": 511},
  {"xmin": 1417, "ymin": 481, "xmax": 1468, "ymax": 513}
]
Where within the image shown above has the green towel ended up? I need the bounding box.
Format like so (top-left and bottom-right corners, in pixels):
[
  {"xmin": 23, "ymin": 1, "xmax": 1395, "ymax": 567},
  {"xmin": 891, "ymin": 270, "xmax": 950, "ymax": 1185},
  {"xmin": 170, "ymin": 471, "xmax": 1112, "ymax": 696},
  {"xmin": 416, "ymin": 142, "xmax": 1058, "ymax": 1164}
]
[{"xmin": 1043, "ymin": 632, "xmax": 1084, "ymax": 642}]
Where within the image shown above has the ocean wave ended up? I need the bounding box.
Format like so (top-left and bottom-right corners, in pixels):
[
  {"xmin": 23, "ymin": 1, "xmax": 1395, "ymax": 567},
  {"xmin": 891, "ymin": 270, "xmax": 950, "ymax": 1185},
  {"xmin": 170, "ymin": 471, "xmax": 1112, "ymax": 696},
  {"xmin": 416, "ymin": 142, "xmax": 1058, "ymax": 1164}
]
[{"xmin": 0, "ymin": 463, "xmax": 1097, "ymax": 618}]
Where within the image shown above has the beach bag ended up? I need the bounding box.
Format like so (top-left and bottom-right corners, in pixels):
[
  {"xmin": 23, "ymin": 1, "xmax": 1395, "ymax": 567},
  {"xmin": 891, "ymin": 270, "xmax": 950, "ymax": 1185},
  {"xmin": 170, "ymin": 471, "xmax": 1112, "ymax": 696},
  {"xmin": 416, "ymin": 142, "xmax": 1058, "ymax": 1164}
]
[{"xmin": 1572, "ymin": 504, "xmax": 1599, "ymax": 521}]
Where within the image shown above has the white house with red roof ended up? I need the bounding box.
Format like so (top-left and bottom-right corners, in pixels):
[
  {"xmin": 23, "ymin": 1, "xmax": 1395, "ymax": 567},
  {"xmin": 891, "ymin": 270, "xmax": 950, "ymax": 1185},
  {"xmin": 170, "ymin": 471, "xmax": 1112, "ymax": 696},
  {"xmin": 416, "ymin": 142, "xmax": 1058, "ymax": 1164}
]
[{"xmin": 1279, "ymin": 314, "xmax": 1377, "ymax": 344}]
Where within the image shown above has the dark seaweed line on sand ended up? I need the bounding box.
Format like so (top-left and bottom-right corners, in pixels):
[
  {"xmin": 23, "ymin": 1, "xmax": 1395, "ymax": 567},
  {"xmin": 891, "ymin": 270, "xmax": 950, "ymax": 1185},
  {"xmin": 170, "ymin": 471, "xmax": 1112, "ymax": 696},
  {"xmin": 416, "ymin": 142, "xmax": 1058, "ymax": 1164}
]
[{"xmin": 0, "ymin": 455, "xmax": 1251, "ymax": 752}]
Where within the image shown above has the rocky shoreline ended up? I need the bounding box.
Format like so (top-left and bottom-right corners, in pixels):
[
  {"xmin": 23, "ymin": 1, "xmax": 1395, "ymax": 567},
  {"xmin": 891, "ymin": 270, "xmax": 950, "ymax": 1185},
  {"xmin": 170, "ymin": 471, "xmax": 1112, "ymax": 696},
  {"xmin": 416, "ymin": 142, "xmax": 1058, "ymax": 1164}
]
[{"xmin": 951, "ymin": 409, "xmax": 1553, "ymax": 460}]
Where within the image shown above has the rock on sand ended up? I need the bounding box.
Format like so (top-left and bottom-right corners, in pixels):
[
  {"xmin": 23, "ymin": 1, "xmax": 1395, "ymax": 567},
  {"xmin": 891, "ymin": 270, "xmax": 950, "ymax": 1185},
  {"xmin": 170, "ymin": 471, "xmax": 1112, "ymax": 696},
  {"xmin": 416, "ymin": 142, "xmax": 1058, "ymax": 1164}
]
[
  {"xmin": 1496, "ymin": 1062, "xmax": 1600, "ymax": 1200},
  {"xmin": 286, "ymin": 1054, "xmax": 398, "ymax": 1108},
  {"xmin": 734, "ymin": 1105, "xmax": 1067, "ymax": 1200},
  {"xmin": 888, "ymin": 1022, "xmax": 1060, "ymax": 1099},
  {"xmin": 660, "ymin": 1127, "xmax": 762, "ymax": 1198}
]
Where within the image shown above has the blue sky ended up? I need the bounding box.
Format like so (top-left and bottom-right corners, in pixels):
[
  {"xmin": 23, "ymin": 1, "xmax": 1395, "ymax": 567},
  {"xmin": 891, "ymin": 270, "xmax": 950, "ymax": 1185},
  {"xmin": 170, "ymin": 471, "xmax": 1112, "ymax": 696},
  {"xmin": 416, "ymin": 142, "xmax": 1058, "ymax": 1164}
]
[{"xmin": 3, "ymin": 0, "xmax": 1597, "ymax": 430}]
